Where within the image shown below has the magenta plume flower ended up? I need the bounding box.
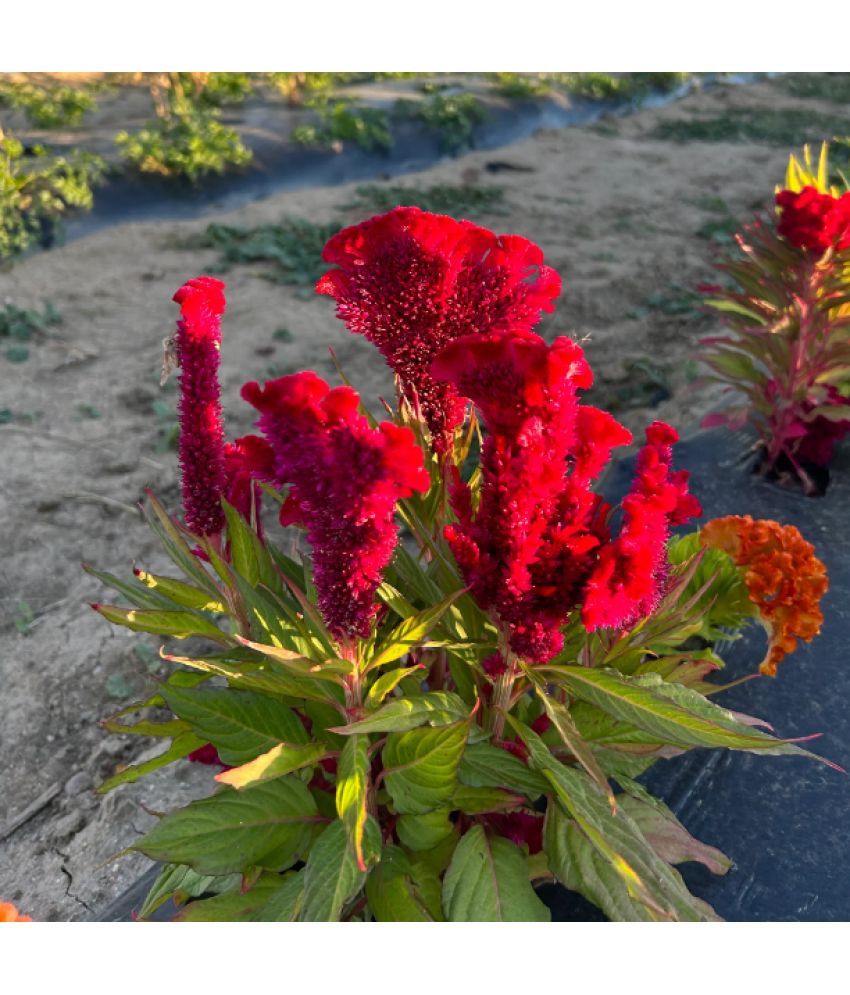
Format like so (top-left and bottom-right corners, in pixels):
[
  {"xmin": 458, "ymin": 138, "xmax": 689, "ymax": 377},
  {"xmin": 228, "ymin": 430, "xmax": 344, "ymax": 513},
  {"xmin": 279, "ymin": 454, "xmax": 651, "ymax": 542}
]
[
  {"xmin": 241, "ymin": 372, "xmax": 430, "ymax": 641},
  {"xmin": 432, "ymin": 332, "xmax": 699, "ymax": 662},
  {"xmin": 316, "ymin": 207, "xmax": 561, "ymax": 454},
  {"xmin": 173, "ymin": 276, "xmax": 227, "ymax": 536}
]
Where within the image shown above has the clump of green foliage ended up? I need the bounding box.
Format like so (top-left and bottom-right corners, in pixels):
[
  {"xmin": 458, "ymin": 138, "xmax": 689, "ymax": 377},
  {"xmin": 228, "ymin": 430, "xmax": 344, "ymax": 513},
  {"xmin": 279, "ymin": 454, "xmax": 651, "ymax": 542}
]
[
  {"xmin": 0, "ymin": 133, "xmax": 106, "ymax": 261},
  {"xmin": 116, "ymin": 105, "xmax": 252, "ymax": 182},
  {"xmin": 416, "ymin": 92, "xmax": 486, "ymax": 153},
  {"xmin": 196, "ymin": 73, "xmax": 255, "ymax": 107},
  {"xmin": 342, "ymin": 183, "xmax": 507, "ymax": 218},
  {"xmin": 187, "ymin": 218, "xmax": 340, "ymax": 285},
  {"xmin": 488, "ymin": 73, "xmax": 552, "ymax": 99},
  {"xmin": 293, "ymin": 98, "xmax": 393, "ymax": 153},
  {"xmin": 0, "ymin": 80, "xmax": 97, "ymax": 128},
  {"xmin": 653, "ymin": 107, "xmax": 850, "ymax": 145}
]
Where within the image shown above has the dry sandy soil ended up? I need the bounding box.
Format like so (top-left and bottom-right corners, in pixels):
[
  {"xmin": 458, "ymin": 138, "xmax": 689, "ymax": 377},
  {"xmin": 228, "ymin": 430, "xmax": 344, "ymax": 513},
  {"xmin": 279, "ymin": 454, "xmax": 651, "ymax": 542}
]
[{"xmin": 1, "ymin": 74, "xmax": 844, "ymax": 919}]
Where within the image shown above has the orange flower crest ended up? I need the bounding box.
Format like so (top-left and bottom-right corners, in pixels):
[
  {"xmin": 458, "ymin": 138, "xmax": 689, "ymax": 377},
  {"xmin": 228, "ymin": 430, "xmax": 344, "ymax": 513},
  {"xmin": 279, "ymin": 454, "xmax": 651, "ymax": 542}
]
[
  {"xmin": 0, "ymin": 900, "xmax": 32, "ymax": 922},
  {"xmin": 700, "ymin": 515, "xmax": 828, "ymax": 676}
]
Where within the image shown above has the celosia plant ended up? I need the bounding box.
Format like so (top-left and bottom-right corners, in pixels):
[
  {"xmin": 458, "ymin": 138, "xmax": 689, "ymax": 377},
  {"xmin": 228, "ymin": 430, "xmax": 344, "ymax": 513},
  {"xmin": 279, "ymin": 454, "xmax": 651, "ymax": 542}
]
[
  {"xmin": 700, "ymin": 143, "xmax": 850, "ymax": 492},
  {"xmin": 89, "ymin": 212, "xmax": 836, "ymax": 923},
  {"xmin": 0, "ymin": 901, "xmax": 32, "ymax": 922}
]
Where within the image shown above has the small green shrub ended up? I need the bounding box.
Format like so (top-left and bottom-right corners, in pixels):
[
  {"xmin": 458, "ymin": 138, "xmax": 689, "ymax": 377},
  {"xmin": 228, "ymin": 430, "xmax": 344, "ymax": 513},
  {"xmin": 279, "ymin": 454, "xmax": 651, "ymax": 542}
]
[
  {"xmin": 488, "ymin": 73, "xmax": 552, "ymax": 99},
  {"xmin": 293, "ymin": 98, "xmax": 392, "ymax": 153},
  {"xmin": 0, "ymin": 81, "xmax": 97, "ymax": 128},
  {"xmin": 197, "ymin": 73, "xmax": 254, "ymax": 107},
  {"xmin": 0, "ymin": 134, "xmax": 106, "ymax": 260},
  {"xmin": 416, "ymin": 92, "xmax": 486, "ymax": 153},
  {"xmin": 116, "ymin": 106, "xmax": 252, "ymax": 182}
]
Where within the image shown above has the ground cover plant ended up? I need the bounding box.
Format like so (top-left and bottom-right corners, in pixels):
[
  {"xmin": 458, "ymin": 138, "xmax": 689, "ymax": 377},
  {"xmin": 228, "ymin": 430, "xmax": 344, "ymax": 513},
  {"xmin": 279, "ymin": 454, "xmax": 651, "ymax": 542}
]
[
  {"xmin": 0, "ymin": 130, "xmax": 105, "ymax": 260},
  {"xmin": 340, "ymin": 183, "xmax": 508, "ymax": 218},
  {"xmin": 700, "ymin": 144, "xmax": 850, "ymax": 492},
  {"xmin": 116, "ymin": 73, "xmax": 252, "ymax": 182},
  {"xmin": 0, "ymin": 79, "xmax": 99, "ymax": 128},
  {"xmin": 86, "ymin": 207, "xmax": 835, "ymax": 922}
]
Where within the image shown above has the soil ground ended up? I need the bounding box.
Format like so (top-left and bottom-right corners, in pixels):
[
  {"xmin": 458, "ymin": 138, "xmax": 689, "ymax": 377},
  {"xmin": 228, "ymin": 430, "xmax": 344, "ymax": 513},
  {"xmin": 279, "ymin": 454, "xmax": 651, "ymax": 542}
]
[{"xmin": 1, "ymin": 73, "xmax": 846, "ymax": 919}]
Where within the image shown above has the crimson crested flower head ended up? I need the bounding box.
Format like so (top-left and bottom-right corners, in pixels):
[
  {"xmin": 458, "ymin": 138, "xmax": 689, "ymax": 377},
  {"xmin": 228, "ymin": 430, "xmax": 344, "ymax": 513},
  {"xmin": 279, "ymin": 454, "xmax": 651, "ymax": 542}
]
[
  {"xmin": 173, "ymin": 276, "xmax": 228, "ymax": 536},
  {"xmin": 775, "ymin": 186, "xmax": 850, "ymax": 255},
  {"xmin": 241, "ymin": 371, "xmax": 429, "ymax": 641},
  {"xmin": 315, "ymin": 206, "xmax": 561, "ymax": 454},
  {"xmin": 432, "ymin": 332, "xmax": 699, "ymax": 662}
]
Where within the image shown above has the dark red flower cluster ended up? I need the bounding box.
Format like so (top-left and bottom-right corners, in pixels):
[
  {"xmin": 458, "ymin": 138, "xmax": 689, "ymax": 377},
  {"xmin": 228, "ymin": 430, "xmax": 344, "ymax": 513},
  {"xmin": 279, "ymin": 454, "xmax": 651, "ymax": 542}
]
[
  {"xmin": 173, "ymin": 276, "xmax": 228, "ymax": 536},
  {"xmin": 315, "ymin": 206, "xmax": 561, "ymax": 454},
  {"xmin": 242, "ymin": 372, "xmax": 429, "ymax": 641},
  {"xmin": 222, "ymin": 434, "xmax": 275, "ymax": 532},
  {"xmin": 432, "ymin": 332, "xmax": 699, "ymax": 662},
  {"xmin": 775, "ymin": 186, "xmax": 850, "ymax": 255}
]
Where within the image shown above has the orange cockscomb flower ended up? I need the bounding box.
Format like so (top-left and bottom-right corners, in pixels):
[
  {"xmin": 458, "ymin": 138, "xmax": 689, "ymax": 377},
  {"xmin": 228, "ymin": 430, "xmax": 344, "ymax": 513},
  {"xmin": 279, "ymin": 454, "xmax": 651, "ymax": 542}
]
[
  {"xmin": 0, "ymin": 900, "xmax": 32, "ymax": 922},
  {"xmin": 700, "ymin": 515, "xmax": 828, "ymax": 676}
]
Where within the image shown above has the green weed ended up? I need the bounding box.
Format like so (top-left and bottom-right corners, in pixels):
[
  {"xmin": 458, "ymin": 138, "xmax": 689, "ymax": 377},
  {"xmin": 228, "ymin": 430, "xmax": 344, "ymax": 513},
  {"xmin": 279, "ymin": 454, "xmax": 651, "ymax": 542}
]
[
  {"xmin": 187, "ymin": 218, "xmax": 340, "ymax": 286},
  {"xmin": 0, "ymin": 81, "xmax": 97, "ymax": 128},
  {"xmin": 653, "ymin": 108, "xmax": 850, "ymax": 145}
]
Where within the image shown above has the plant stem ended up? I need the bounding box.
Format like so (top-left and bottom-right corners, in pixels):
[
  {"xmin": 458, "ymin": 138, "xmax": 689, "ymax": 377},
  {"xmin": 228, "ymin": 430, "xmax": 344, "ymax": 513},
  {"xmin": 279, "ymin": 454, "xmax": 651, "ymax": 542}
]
[{"xmin": 489, "ymin": 650, "xmax": 520, "ymax": 740}]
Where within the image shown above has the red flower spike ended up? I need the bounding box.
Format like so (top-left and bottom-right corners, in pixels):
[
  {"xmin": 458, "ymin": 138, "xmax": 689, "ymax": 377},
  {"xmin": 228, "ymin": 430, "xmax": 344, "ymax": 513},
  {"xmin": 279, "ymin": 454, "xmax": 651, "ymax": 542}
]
[
  {"xmin": 173, "ymin": 276, "xmax": 228, "ymax": 536},
  {"xmin": 434, "ymin": 332, "xmax": 637, "ymax": 662},
  {"xmin": 581, "ymin": 422, "xmax": 701, "ymax": 632},
  {"xmin": 316, "ymin": 206, "xmax": 561, "ymax": 453},
  {"xmin": 775, "ymin": 186, "xmax": 850, "ymax": 255},
  {"xmin": 242, "ymin": 372, "xmax": 430, "ymax": 640}
]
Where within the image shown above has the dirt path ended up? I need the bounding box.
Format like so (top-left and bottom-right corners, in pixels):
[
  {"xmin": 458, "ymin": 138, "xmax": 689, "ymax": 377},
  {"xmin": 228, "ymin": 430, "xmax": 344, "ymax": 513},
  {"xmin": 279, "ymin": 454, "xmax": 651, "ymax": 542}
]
[{"xmin": 1, "ymin": 74, "xmax": 842, "ymax": 919}]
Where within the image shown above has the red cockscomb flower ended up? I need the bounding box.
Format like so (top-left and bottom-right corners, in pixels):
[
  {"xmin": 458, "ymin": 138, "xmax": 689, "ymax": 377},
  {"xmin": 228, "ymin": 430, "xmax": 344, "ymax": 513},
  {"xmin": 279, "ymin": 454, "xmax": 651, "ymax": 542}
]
[
  {"xmin": 316, "ymin": 206, "xmax": 561, "ymax": 454},
  {"xmin": 434, "ymin": 334, "xmax": 619, "ymax": 660},
  {"xmin": 242, "ymin": 372, "xmax": 430, "ymax": 641},
  {"xmin": 173, "ymin": 276, "xmax": 228, "ymax": 536},
  {"xmin": 775, "ymin": 186, "xmax": 850, "ymax": 255},
  {"xmin": 581, "ymin": 422, "xmax": 701, "ymax": 632},
  {"xmin": 433, "ymin": 333, "xmax": 698, "ymax": 661}
]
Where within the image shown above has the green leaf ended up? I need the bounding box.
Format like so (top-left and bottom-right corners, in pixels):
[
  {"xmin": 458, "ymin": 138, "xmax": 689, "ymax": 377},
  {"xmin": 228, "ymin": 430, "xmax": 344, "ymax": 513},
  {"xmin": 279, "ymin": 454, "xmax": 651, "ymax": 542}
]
[
  {"xmin": 82, "ymin": 564, "xmax": 177, "ymax": 610},
  {"xmin": 383, "ymin": 720, "xmax": 469, "ymax": 815},
  {"xmin": 513, "ymin": 719, "xmax": 721, "ymax": 921},
  {"xmin": 458, "ymin": 743, "xmax": 549, "ymax": 800},
  {"xmin": 133, "ymin": 569, "xmax": 226, "ymax": 612},
  {"xmin": 366, "ymin": 664, "xmax": 426, "ymax": 707},
  {"xmin": 215, "ymin": 741, "xmax": 331, "ymax": 790},
  {"xmin": 521, "ymin": 662, "xmax": 615, "ymax": 808},
  {"xmin": 300, "ymin": 817, "xmax": 380, "ymax": 921},
  {"xmin": 333, "ymin": 691, "xmax": 468, "ymax": 735},
  {"xmin": 139, "ymin": 863, "xmax": 238, "ymax": 920},
  {"xmin": 163, "ymin": 649, "xmax": 341, "ymax": 705},
  {"xmin": 543, "ymin": 804, "xmax": 655, "ymax": 922},
  {"xmin": 336, "ymin": 735, "xmax": 370, "ymax": 871},
  {"xmin": 144, "ymin": 491, "xmax": 221, "ymax": 597},
  {"xmin": 395, "ymin": 809, "xmax": 456, "ymax": 852},
  {"xmin": 235, "ymin": 635, "xmax": 349, "ymax": 684},
  {"xmin": 134, "ymin": 777, "xmax": 321, "ymax": 875},
  {"xmin": 93, "ymin": 604, "xmax": 229, "ymax": 643},
  {"xmin": 367, "ymin": 590, "xmax": 464, "ymax": 670},
  {"xmin": 258, "ymin": 871, "xmax": 304, "ymax": 920},
  {"xmin": 176, "ymin": 875, "xmax": 287, "ymax": 921},
  {"xmin": 542, "ymin": 666, "xmax": 825, "ymax": 759},
  {"xmin": 451, "ymin": 784, "xmax": 525, "ymax": 814},
  {"xmin": 97, "ymin": 731, "xmax": 205, "ymax": 793},
  {"xmin": 366, "ymin": 846, "xmax": 443, "ymax": 921},
  {"xmin": 160, "ymin": 685, "xmax": 308, "ymax": 765},
  {"xmin": 221, "ymin": 499, "xmax": 263, "ymax": 587},
  {"xmin": 442, "ymin": 825, "xmax": 550, "ymax": 922},
  {"xmin": 616, "ymin": 789, "xmax": 732, "ymax": 875}
]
